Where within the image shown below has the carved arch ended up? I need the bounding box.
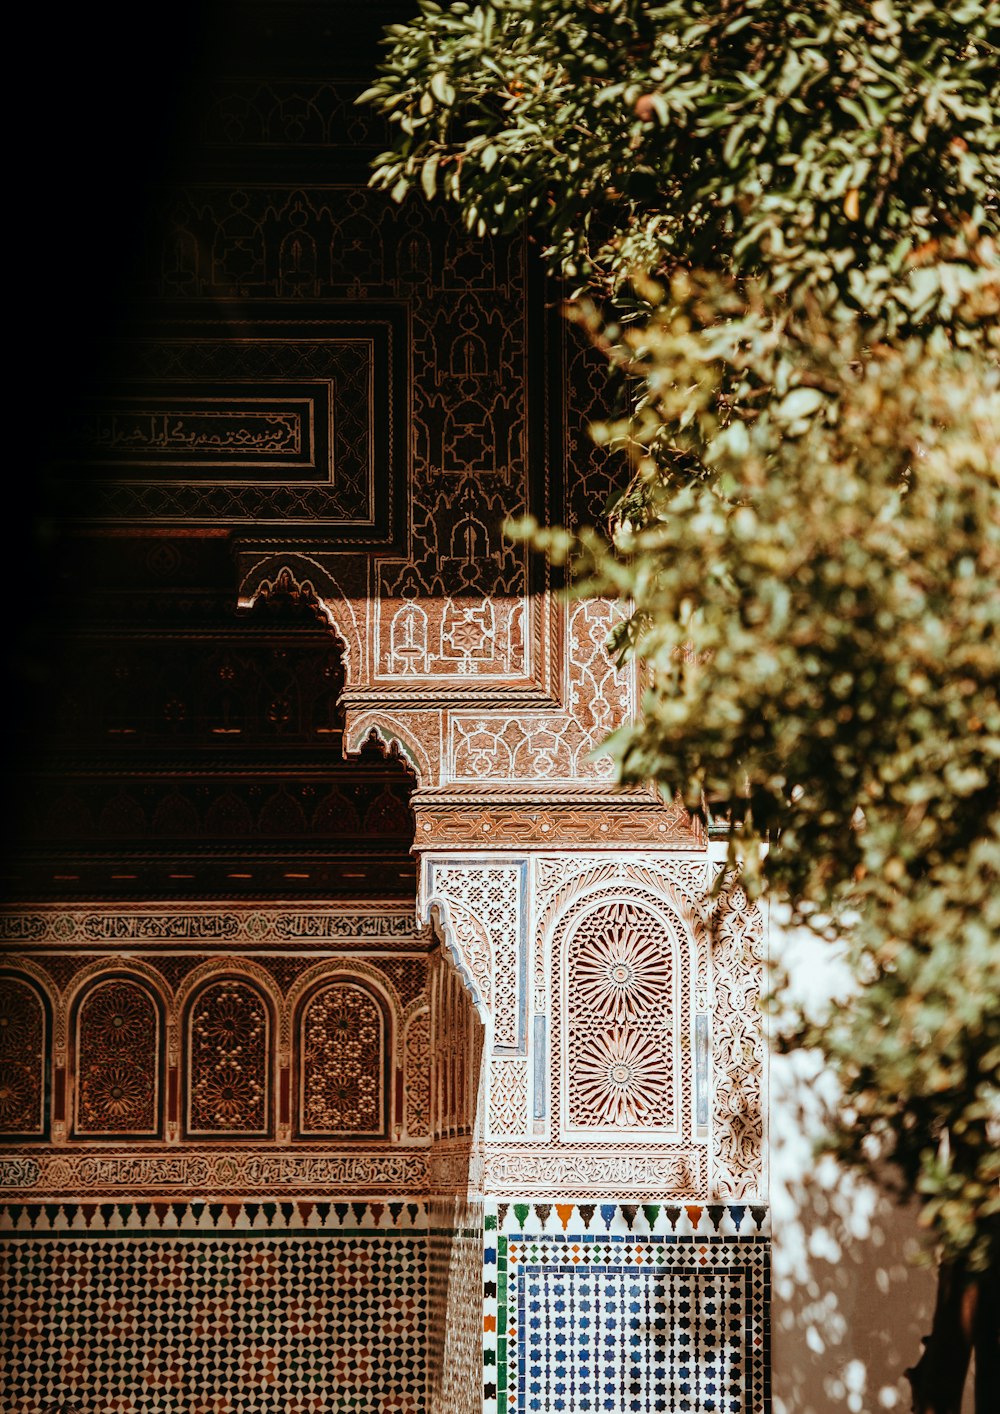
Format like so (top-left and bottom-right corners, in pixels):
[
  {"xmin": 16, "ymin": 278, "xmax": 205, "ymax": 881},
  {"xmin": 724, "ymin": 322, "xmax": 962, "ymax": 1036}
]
[
  {"xmin": 70, "ymin": 972, "xmax": 167, "ymax": 1139},
  {"xmin": 293, "ymin": 975, "xmax": 393, "ymax": 1141},
  {"xmin": 58, "ymin": 957, "xmax": 172, "ymax": 1057},
  {"xmin": 425, "ymin": 899, "xmax": 490, "ymax": 1024},
  {"xmin": 236, "ymin": 554, "xmax": 364, "ymax": 684},
  {"xmin": 535, "ymin": 860, "xmax": 709, "ymax": 1001},
  {"xmin": 283, "ymin": 958, "xmax": 402, "ymax": 1054},
  {"xmin": 0, "ymin": 970, "xmax": 52, "ymax": 1140},
  {"xmin": 343, "ymin": 714, "xmax": 431, "ymax": 786},
  {"xmin": 171, "ymin": 957, "xmax": 281, "ymax": 1060},
  {"xmin": 540, "ymin": 872, "xmax": 701, "ymax": 1146},
  {"xmin": 181, "ymin": 972, "xmax": 276, "ymax": 1139}
]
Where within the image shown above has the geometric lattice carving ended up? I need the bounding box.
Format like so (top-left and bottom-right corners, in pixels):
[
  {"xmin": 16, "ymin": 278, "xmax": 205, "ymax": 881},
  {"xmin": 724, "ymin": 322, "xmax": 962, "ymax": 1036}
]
[
  {"xmin": 298, "ymin": 982, "xmax": 386, "ymax": 1139},
  {"xmin": 488, "ymin": 1057, "xmax": 528, "ymax": 1138},
  {"xmin": 428, "ymin": 862, "xmax": 523, "ymax": 1051},
  {"xmin": 564, "ymin": 900, "xmax": 676, "ymax": 1134},
  {"xmin": 73, "ymin": 979, "xmax": 161, "ymax": 1137},
  {"xmin": 403, "ymin": 1009, "xmax": 430, "ymax": 1141},
  {"xmin": 711, "ymin": 888, "xmax": 766, "ymax": 1199},
  {"xmin": 185, "ymin": 979, "xmax": 270, "ymax": 1137},
  {"xmin": 0, "ymin": 976, "xmax": 47, "ymax": 1138}
]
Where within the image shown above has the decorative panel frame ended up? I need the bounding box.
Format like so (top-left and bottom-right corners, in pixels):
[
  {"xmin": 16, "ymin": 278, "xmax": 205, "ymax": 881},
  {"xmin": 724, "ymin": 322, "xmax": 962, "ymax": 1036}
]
[
  {"xmin": 560, "ymin": 896, "xmax": 682, "ymax": 1141},
  {"xmin": 0, "ymin": 973, "xmax": 51, "ymax": 1142},
  {"xmin": 183, "ymin": 976, "xmax": 274, "ymax": 1140},
  {"xmin": 71, "ymin": 975, "xmax": 165, "ymax": 1141},
  {"xmin": 69, "ymin": 306, "xmax": 408, "ymax": 546},
  {"xmin": 295, "ymin": 977, "xmax": 392, "ymax": 1142}
]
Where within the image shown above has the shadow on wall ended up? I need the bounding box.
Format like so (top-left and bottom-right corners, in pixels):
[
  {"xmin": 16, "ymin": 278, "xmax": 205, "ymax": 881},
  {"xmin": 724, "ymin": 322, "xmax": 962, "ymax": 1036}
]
[{"xmin": 770, "ymin": 1049, "xmax": 975, "ymax": 1414}]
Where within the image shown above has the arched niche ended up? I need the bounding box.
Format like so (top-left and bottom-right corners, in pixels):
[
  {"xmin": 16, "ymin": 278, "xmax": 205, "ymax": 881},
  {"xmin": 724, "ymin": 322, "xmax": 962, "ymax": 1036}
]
[
  {"xmin": 183, "ymin": 975, "xmax": 274, "ymax": 1139},
  {"xmin": 71, "ymin": 974, "xmax": 165, "ymax": 1139},
  {"xmin": 0, "ymin": 971, "xmax": 51, "ymax": 1140},
  {"xmin": 294, "ymin": 977, "xmax": 392, "ymax": 1141},
  {"xmin": 561, "ymin": 896, "xmax": 681, "ymax": 1137}
]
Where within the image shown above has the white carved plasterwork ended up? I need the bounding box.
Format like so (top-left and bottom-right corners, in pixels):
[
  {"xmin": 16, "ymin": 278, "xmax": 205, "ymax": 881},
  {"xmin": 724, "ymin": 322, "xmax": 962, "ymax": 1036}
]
[
  {"xmin": 536, "ymin": 855, "xmax": 710, "ymax": 1009},
  {"xmin": 447, "ymin": 597, "xmax": 636, "ymax": 785},
  {"xmin": 709, "ymin": 886, "xmax": 766, "ymax": 1199},
  {"xmin": 379, "ymin": 591, "xmax": 527, "ymax": 681},
  {"xmin": 424, "ymin": 861, "xmax": 524, "ymax": 1053},
  {"xmin": 432, "ymin": 899, "xmax": 493, "ymax": 1013},
  {"xmin": 481, "ymin": 1146, "xmax": 705, "ymax": 1196},
  {"xmin": 561, "ymin": 898, "xmax": 681, "ymax": 1138},
  {"xmin": 488, "ymin": 1058, "xmax": 529, "ymax": 1139},
  {"xmin": 520, "ymin": 854, "xmax": 763, "ymax": 1200}
]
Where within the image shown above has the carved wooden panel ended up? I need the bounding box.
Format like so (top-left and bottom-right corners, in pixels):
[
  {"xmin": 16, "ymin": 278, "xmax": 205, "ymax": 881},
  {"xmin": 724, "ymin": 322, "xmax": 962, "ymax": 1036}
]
[
  {"xmin": 0, "ymin": 976, "xmax": 47, "ymax": 1139},
  {"xmin": 73, "ymin": 979, "xmax": 162, "ymax": 1138},
  {"xmin": 185, "ymin": 979, "xmax": 271, "ymax": 1138},
  {"xmin": 297, "ymin": 981, "xmax": 387, "ymax": 1139}
]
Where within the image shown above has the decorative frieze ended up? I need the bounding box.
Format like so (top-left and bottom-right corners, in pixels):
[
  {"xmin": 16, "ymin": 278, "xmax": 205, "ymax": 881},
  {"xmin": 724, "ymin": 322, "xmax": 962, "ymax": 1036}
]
[
  {"xmin": 0, "ymin": 907, "xmax": 424, "ymax": 947},
  {"xmin": 0, "ymin": 1150, "xmax": 429, "ymax": 1197}
]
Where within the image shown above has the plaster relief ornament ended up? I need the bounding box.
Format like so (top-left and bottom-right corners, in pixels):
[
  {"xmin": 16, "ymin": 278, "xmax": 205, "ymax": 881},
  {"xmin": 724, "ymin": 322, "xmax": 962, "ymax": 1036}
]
[
  {"xmin": 188, "ymin": 980, "xmax": 269, "ymax": 1134},
  {"xmin": 0, "ymin": 978, "xmax": 45, "ymax": 1135},
  {"xmin": 75, "ymin": 980, "xmax": 160, "ymax": 1135},
  {"xmin": 300, "ymin": 983, "xmax": 384, "ymax": 1136},
  {"xmin": 572, "ymin": 919, "xmax": 671, "ymax": 1023},
  {"xmin": 564, "ymin": 898, "xmax": 678, "ymax": 1134},
  {"xmin": 574, "ymin": 1027, "xmax": 668, "ymax": 1128}
]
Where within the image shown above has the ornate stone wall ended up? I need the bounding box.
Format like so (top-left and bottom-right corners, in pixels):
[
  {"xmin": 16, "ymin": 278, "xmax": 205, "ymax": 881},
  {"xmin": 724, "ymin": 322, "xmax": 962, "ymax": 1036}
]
[
  {"xmin": 421, "ymin": 851, "xmax": 766, "ymax": 1204},
  {"xmin": 0, "ymin": 906, "xmax": 487, "ymax": 1413},
  {"xmin": 7, "ymin": 3, "xmax": 772, "ymax": 1407}
]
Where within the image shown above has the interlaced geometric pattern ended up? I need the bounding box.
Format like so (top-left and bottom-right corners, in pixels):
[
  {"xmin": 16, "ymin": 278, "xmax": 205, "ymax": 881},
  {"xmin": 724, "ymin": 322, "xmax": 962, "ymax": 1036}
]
[
  {"xmin": 74, "ymin": 980, "xmax": 160, "ymax": 1136},
  {"xmin": 429, "ymin": 863, "xmax": 524, "ymax": 1051},
  {"xmin": 489, "ymin": 1214, "xmax": 770, "ymax": 1414},
  {"xmin": 298, "ymin": 983, "xmax": 385, "ymax": 1137},
  {"xmin": 517, "ymin": 1251, "xmax": 756, "ymax": 1414},
  {"xmin": 187, "ymin": 979, "xmax": 270, "ymax": 1136},
  {"xmin": 565, "ymin": 902, "xmax": 676, "ymax": 1133},
  {"xmin": 0, "ymin": 977, "xmax": 45, "ymax": 1136},
  {"xmin": 711, "ymin": 889, "xmax": 766, "ymax": 1199},
  {"xmin": 403, "ymin": 1010, "xmax": 431, "ymax": 1140},
  {"xmin": 0, "ymin": 1233, "xmax": 426, "ymax": 1412}
]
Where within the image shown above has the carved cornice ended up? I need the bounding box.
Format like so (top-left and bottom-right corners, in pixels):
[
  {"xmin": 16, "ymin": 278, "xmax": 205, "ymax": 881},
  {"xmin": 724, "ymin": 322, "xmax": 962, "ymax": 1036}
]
[{"xmin": 411, "ymin": 787, "xmax": 703, "ymax": 851}]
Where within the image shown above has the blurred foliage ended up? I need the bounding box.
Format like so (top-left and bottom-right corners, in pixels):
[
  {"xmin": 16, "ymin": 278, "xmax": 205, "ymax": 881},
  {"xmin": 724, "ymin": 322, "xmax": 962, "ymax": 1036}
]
[
  {"xmin": 542, "ymin": 277, "xmax": 1000, "ymax": 1271},
  {"xmin": 365, "ymin": 1, "xmax": 1000, "ymax": 1272}
]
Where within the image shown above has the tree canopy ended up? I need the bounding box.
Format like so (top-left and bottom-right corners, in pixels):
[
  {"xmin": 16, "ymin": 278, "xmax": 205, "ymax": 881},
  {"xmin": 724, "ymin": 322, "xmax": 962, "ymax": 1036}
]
[
  {"xmin": 366, "ymin": 0, "xmax": 997, "ymax": 325},
  {"xmin": 364, "ymin": 5, "xmax": 999, "ymax": 1402}
]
